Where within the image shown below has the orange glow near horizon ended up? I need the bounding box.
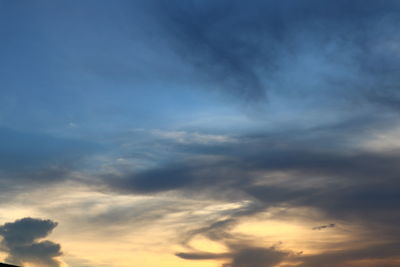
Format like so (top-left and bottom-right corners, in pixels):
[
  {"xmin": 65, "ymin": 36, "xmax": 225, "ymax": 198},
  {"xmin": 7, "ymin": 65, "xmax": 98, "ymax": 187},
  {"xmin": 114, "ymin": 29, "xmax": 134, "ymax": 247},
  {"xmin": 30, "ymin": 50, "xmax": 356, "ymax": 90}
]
[{"xmin": 0, "ymin": 184, "xmax": 393, "ymax": 267}]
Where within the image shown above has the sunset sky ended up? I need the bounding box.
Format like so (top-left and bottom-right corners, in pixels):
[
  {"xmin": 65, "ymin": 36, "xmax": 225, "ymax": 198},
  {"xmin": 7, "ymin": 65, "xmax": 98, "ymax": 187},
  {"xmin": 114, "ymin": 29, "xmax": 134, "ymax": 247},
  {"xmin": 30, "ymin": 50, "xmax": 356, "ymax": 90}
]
[{"xmin": 1, "ymin": 1, "xmax": 400, "ymax": 267}]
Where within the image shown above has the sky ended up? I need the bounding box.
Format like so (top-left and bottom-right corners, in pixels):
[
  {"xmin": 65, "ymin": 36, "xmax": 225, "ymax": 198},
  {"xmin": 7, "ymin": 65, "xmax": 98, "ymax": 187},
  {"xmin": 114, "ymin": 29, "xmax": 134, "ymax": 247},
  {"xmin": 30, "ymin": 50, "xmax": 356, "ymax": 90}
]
[{"xmin": 0, "ymin": 1, "xmax": 400, "ymax": 266}]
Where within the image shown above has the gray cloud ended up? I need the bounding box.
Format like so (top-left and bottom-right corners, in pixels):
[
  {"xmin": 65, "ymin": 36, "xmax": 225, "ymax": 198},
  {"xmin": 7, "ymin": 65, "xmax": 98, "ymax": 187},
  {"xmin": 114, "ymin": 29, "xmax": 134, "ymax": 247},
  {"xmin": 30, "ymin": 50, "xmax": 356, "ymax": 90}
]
[
  {"xmin": 176, "ymin": 252, "xmax": 229, "ymax": 260},
  {"xmin": 295, "ymin": 242, "xmax": 400, "ymax": 267},
  {"xmin": 176, "ymin": 246, "xmax": 289, "ymax": 267},
  {"xmin": 1, "ymin": 0, "xmax": 399, "ymax": 137},
  {"xmin": 2, "ymin": 1, "xmax": 400, "ymax": 266},
  {"xmin": 226, "ymin": 246, "xmax": 288, "ymax": 267},
  {"xmin": 101, "ymin": 119, "xmax": 400, "ymax": 266},
  {"xmin": 0, "ymin": 126, "xmax": 102, "ymax": 202},
  {"xmin": 0, "ymin": 218, "xmax": 62, "ymax": 267},
  {"xmin": 150, "ymin": 0, "xmax": 400, "ymax": 104},
  {"xmin": 312, "ymin": 223, "xmax": 335, "ymax": 230}
]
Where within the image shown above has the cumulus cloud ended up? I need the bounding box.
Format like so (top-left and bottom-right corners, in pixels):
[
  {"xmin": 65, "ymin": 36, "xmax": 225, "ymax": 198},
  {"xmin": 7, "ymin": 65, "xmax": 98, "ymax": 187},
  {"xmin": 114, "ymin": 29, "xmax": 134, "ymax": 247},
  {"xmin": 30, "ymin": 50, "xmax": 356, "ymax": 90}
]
[{"xmin": 0, "ymin": 218, "xmax": 62, "ymax": 267}]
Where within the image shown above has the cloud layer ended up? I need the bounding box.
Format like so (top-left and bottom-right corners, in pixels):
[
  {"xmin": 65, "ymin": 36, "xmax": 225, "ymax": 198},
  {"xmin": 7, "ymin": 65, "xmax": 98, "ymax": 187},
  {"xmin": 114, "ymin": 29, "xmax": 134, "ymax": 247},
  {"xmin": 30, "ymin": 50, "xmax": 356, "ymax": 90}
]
[{"xmin": 0, "ymin": 1, "xmax": 400, "ymax": 266}]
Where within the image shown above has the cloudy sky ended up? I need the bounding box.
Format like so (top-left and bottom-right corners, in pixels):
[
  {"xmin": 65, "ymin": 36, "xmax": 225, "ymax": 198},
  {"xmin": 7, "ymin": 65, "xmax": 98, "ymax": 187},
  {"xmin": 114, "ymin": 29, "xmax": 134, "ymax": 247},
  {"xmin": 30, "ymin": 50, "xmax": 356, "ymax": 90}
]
[{"xmin": 1, "ymin": 1, "xmax": 400, "ymax": 266}]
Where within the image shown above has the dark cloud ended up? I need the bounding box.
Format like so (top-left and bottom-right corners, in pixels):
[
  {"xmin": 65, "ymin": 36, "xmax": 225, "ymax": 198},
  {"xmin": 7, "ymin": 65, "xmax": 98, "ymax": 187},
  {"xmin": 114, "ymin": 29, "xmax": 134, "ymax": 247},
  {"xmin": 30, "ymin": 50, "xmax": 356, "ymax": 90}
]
[
  {"xmin": 2, "ymin": 1, "xmax": 400, "ymax": 266},
  {"xmin": 295, "ymin": 242, "xmax": 400, "ymax": 267},
  {"xmin": 107, "ymin": 124, "xmax": 400, "ymax": 198},
  {"xmin": 226, "ymin": 246, "xmax": 288, "ymax": 267},
  {"xmin": 176, "ymin": 252, "xmax": 228, "ymax": 260},
  {"xmin": 106, "ymin": 139, "xmax": 400, "ymax": 231},
  {"xmin": 150, "ymin": 0, "xmax": 400, "ymax": 103},
  {"xmin": 103, "ymin": 119, "xmax": 400, "ymax": 266},
  {"xmin": 104, "ymin": 113, "xmax": 400, "ymax": 199},
  {"xmin": 110, "ymin": 164, "xmax": 196, "ymax": 193},
  {"xmin": 0, "ymin": 126, "xmax": 101, "ymax": 200},
  {"xmin": 176, "ymin": 246, "xmax": 289, "ymax": 267},
  {"xmin": 0, "ymin": 218, "xmax": 62, "ymax": 267},
  {"xmin": 177, "ymin": 239, "xmax": 400, "ymax": 266},
  {"xmin": 312, "ymin": 223, "xmax": 335, "ymax": 230}
]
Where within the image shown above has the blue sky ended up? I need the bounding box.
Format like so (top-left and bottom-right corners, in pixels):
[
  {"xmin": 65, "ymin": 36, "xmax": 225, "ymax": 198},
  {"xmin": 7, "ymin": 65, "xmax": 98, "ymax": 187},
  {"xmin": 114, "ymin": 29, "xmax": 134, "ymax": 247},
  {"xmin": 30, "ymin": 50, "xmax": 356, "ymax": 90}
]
[{"xmin": 1, "ymin": 1, "xmax": 400, "ymax": 267}]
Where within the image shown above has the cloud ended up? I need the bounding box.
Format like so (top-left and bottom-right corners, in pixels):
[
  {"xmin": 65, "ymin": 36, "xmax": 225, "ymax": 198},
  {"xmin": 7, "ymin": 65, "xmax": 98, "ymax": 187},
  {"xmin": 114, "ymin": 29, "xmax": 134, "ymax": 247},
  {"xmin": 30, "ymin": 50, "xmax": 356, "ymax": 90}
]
[
  {"xmin": 150, "ymin": 0, "xmax": 400, "ymax": 104},
  {"xmin": 312, "ymin": 223, "xmax": 335, "ymax": 230},
  {"xmin": 226, "ymin": 246, "xmax": 288, "ymax": 267},
  {"xmin": 176, "ymin": 246, "xmax": 289, "ymax": 267},
  {"xmin": 0, "ymin": 218, "xmax": 62, "ymax": 267},
  {"xmin": 151, "ymin": 129, "xmax": 237, "ymax": 145},
  {"xmin": 295, "ymin": 242, "xmax": 400, "ymax": 267},
  {"xmin": 175, "ymin": 252, "xmax": 228, "ymax": 260},
  {"xmin": 0, "ymin": 126, "xmax": 102, "ymax": 202},
  {"xmin": 1, "ymin": 1, "xmax": 400, "ymax": 266},
  {"xmin": 99, "ymin": 118, "xmax": 400, "ymax": 266},
  {"xmin": 1, "ymin": 0, "xmax": 399, "ymax": 139}
]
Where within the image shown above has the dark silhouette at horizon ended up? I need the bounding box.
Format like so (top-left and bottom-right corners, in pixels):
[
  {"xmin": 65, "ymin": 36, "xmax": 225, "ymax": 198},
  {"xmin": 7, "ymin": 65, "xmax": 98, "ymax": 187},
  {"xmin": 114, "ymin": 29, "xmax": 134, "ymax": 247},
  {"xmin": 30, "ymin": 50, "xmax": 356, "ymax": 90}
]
[{"xmin": 0, "ymin": 263, "xmax": 20, "ymax": 267}]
